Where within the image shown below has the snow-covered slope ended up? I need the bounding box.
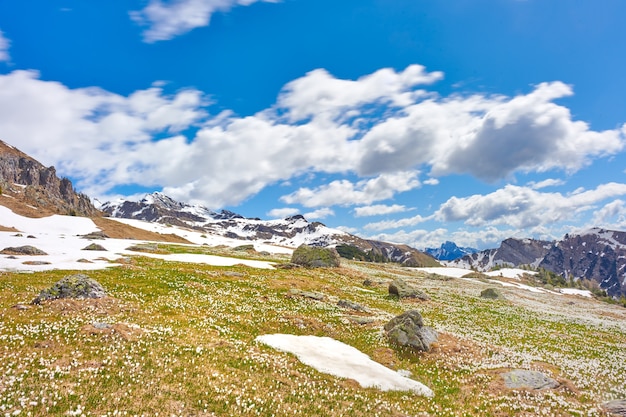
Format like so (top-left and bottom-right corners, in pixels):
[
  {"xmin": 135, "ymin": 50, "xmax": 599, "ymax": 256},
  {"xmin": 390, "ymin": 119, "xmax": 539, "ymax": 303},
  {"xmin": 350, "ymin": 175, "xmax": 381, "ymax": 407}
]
[{"xmin": 102, "ymin": 193, "xmax": 440, "ymax": 267}]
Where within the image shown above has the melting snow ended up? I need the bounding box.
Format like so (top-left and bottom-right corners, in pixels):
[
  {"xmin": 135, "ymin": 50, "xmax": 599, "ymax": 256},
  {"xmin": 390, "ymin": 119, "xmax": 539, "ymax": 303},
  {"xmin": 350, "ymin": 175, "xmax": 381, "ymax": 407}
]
[{"xmin": 256, "ymin": 334, "xmax": 434, "ymax": 397}]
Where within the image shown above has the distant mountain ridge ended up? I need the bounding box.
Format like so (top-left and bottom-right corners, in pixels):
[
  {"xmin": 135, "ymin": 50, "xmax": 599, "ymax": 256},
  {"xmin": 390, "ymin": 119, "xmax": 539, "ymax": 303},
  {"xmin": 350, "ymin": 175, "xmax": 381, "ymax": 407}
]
[
  {"xmin": 450, "ymin": 232, "xmax": 626, "ymax": 297},
  {"xmin": 102, "ymin": 192, "xmax": 440, "ymax": 267},
  {"xmin": 0, "ymin": 140, "xmax": 100, "ymax": 217},
  {"xmin": 425, "ymin": 241, "xmax": 478, "ymax": 261}
]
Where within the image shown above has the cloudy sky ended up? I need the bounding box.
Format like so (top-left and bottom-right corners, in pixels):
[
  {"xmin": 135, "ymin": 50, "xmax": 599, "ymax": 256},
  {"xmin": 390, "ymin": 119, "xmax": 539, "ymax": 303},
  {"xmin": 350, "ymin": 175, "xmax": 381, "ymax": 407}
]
[{"xmin": 1, "ymin": 0, "xmax": 625, "ymax": 250}]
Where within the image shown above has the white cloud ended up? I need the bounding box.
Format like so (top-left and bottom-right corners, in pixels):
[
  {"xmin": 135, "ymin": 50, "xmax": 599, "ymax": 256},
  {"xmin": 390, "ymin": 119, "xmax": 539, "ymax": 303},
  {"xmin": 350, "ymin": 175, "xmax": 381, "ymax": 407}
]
[
  {"xmin": 528, "ymin": 178, "xmax": 565, "ymax": 189},
  {"xmin": 0, "ymin": 30, "xmax": 9, "ymax": 62},
  {"xmin": 267, "ymin": 207, "xmax": 300, "ymax": 218},
  {"xmin": 590, "ymin": 200, "xmax": 626, "ymax": 229},
  {"xmin": 277, "ymin": 65, "xmax": 443, "ymax": 123},
  {"xmin": 354, "ymin": 204, "xmax": 409, "ymax": 217},
  {"xmin": 1, "ymin": 65, "xmax": 625, "ymax": 215},
  {"xmin": 280, "ymin": 171, "xmax": 421, "ymax": 208},
  {"xmin": 364, "ymin": 214, "xmax": 430, "ymax": 232},
  {"xmin": 130, "ymin": 0, "xmax": 278, "ymax": 42},
  {"xmin": 304, "ymin": 207, "xmax": 334, "ymax": 220},
  {"xmin": 435, "ymin": 182, "xmax": 626, "ymax": 229}
]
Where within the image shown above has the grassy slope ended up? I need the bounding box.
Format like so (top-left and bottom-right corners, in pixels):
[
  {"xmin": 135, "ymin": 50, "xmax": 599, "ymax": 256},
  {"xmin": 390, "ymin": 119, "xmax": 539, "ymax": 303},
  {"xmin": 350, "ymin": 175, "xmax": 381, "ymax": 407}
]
[{"xmin": 0, "ymin": 251, "xmax": 625, "ymax": 416}]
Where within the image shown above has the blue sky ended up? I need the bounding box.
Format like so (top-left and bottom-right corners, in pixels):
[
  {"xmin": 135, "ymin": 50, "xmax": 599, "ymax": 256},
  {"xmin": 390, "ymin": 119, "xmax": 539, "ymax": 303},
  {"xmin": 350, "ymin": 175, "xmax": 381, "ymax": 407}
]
[{"xmin": 1, "ymin": 0, "xmax": 625, "ymax": 250}]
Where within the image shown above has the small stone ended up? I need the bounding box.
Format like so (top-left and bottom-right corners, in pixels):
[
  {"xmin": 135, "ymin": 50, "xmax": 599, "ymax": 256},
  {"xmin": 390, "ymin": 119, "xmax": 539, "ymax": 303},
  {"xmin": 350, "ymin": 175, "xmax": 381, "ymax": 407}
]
[
  {"xmin": 337, "ymin": 299, "xmax": 368, "ymax": 312},
  {"xmin": 388, "ymin": 278, "xmax": 430, "ymax": 300},
  {"xmin": 82, "ymin": 243, "xmax": 107, "ymax": 251},
  {"xmin": 288, "ymin": 289, "xmax": 325, "ymax": 301},
  {"xmin": 501, "ymin": 370, "xmax": 560, "ymax": 390}
]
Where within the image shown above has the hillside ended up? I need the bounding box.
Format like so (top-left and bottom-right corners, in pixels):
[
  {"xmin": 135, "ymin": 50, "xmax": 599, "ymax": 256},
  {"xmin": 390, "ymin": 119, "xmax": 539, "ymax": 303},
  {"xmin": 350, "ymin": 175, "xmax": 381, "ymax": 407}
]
[
  {"xmin": 0, "ymin": 205, "xmax": 624, "ymax": 416},
  {"xmin": 0, "ymin": 140, "xmax": 100, "ymax": 217}
]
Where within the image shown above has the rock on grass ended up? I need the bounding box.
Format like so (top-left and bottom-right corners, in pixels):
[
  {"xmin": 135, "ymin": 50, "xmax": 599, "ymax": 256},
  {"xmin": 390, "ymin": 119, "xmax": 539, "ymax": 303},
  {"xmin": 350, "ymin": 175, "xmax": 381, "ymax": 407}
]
[
  {"xmin": 384, "ymin": 310, "xmax": 438, "ymax": 352},
  {"xmin": 32, "ymin": 274, "xmax": 107, "ymax": 304},
  {"xmin": 291, "ymin": 245, "xmax": 340, "ymax": 268}
]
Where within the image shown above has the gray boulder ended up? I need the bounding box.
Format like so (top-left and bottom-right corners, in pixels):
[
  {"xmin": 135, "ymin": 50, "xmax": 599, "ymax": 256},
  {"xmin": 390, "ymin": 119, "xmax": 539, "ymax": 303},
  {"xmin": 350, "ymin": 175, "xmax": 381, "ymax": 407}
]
[
  {"xmin": 82, "ymin": 243, "xmax": 107, "ymax": 251},
  {"xmin": 384, "ymin": 310, "xmax": 438, "ymax": 352},
  {"xmin": 501, "ymin": 370, "xmax": 560, "ymax": 390},
  {"xmin": 1, "ymin": 245, "xmax": 48, "ymax": 255},
  {"xmin": 32, "ymin": 274, "xmax": 107, "ymax": 304},
  {"xmin": 388, "ymin": 278, "xmax": 429, "ymax": 300},
  {"xmin": 291, "ymin": 245, "xmax": 340, "ymax": 268},
  {"xmin": 603, "ymin": 400, "xmax": 626, "ymax": 416},
  {"xmin": 481, "ymin": 288, "xmax": 506, "ymax": 300}
]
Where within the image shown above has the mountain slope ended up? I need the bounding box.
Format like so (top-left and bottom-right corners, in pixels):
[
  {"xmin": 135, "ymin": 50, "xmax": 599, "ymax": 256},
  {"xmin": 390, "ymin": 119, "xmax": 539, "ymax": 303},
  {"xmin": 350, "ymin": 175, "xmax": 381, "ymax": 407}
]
[
  {"xmin": 102, "ymin": 193, "xmax": 440, "ymax": 267},
  {"xmin": 0, "ymin": 140, "xmax": 100, "ymax": 217},
  {"xmin": 425, "ymin": 241, "xmax": 478, "ymax": 261}
]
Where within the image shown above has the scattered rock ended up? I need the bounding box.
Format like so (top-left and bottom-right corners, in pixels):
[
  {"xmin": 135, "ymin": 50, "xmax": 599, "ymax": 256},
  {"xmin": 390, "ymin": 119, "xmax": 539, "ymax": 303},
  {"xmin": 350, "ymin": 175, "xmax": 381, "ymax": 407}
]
[
  {"xmin": 291, "ymin": 245, "xmax": 340, "ymax": 268},
  {"xmin": 384, "ymin": 310, "xmax": 438, "ymax": 352},
  {"xmin": 347, "ymin": 316, "xmax": 377, "ymax": 325},
  {"xmin": 22, "ymin": 261, "xmax": 52, "ymax": 265},
  {"xmin": 603, "ymin": 400, "xmax": 626, "ymax": 416},
  {"xmin": 363, "ymin": 278, "xmax": 373, "ymax": 287},
  {"xmin": 81, "ymin": 231, "xmax": 109, "ymax": 240},
  {"xmin": 12, "ymin": 303, "xmax": 30, "ymax": 310},
  {"xmin": 337, "ymin": 299, "xmax": 368, "ymax": 312},
  {"xmin": 32, "ymin": 274, "xmax": 107, "ymax": 304},
  {"xmin": 5, "ymin": 255, "xmax": 17, "ymax": 259},
  {"xmin": 275, "ymin": 263, "xmax": 301, "ymax": 269},
  {"xmin": 82, "ymin": 243, "xmax": 107, "ymax": 251},
  {"xmin": 27, "ymin": 235, "xmax": 36, "ymax": 239},
  {"xmin": 388, "ymin": 278, "xmax": 430, "ymax": 300},
  {"xmin": 288, "ymin": 289, "xmax": 325, "ymax": 301},
  {"xmin": 233, "ymin": 244, "xmax": 256, "ymax": 252},
  {"xmin": 223, "ymin": 271, "xmax": 245, "ymax": 278},
  {"xmin": 481, "ymin": 288, "xmax": 506, "ymax": 300},
  {"xmin": 501, "ymin": 370, "xmax": 560, "ymax": 390},
  {"xmin": 0, "ymin": 245, "xmax": 48, "ymax": 255},
  {"xmin": 12, "ymin": 233, "xmax": 23, "ymax": 237},
  {"xmin": 77, "ymin": 258, "xmax": 93, "ymax": 263}
]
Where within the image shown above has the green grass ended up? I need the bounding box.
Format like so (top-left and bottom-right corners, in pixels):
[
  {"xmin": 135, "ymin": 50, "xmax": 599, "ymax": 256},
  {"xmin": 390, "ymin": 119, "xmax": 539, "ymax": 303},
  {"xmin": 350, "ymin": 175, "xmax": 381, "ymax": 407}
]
[{"xmin": 0, "ymin": 255, "xmax": 624, "ymax": 416}]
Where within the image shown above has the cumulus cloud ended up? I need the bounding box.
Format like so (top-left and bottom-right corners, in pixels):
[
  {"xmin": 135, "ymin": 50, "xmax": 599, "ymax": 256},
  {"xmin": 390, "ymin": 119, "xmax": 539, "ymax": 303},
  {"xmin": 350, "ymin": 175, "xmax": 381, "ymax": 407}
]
[
  {"xmin": 267, "ymin": 207, "xmax": 300, "ymax": 219},
  {"xmin": 435, "ymin": 182, "xmax": 626, "ymax": 229},
  {"xmin": 528, "ymin": 178, "xmax": 565, "ymax": 189},
  {"xmin": 353, "ymin": 204, "xmax": 409, "ymax": 217},
  {"xmin": 130, "ymin": 0, "xmax": 278, "ymax": 42},
  {"xmin": 1, "ymin": 65, "xmax": 625, "ymax": 213},
  {"xmin": 304, "ymin": 207, "xmax": 334, "ymax": 220},
  {"xmin": 0, "ymin": 30, "xmax": 9, "ymax": 62},
  {"xmin": 364, "ymin": 213, "xmax": 431, "ymax": 232},
  {"xmin": 590, "ymin": 199, "xmax": 626, "ymax": 229},
  {"xmin": 280, "ymin": 171, "xmax": 421, "ymax": 208}
]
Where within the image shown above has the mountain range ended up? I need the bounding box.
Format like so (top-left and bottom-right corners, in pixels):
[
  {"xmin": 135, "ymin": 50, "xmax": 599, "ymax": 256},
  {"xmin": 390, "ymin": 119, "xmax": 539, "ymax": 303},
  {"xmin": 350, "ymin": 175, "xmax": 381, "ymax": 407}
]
[
  {"xmin": 450, "ymin": 233, "xmax": 626, "ymax": 297},
  {"xmin": 99, "ymin": 192, "xmax": 439, "ymax": 267},
  {"xmin": 2, "ymin": 139, "xmax": 625, "ymax": 297}
]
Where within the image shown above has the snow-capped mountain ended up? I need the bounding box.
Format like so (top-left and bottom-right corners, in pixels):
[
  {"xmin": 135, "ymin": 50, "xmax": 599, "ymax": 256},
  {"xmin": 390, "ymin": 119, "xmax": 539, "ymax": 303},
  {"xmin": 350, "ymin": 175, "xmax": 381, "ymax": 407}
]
[
  {"xmin": 424, "ymin": 241, "xmax": 478, "ymax": 261},
  {"xmin": 450, "ymin": 231, "xmax": 626, "ymax": 297},
  {"xmin": 101, "ymin": 193, "xmax": 440, "ymax": 267}
]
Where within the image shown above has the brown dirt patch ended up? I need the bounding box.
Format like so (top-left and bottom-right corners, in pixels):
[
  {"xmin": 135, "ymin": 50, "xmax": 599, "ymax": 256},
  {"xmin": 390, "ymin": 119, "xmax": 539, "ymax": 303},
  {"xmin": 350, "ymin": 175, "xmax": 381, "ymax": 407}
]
[
  {"xmin": 40, "ymin": 297, "xmax": 132, "ymax": 316},
  {"xmin": 91, "ymin": 217, "xmax": 192, "ymax": 243},
  {"xmin": 0, "ymin": 225, "xmax": 20, "ymax": 232},
  {"xmin": 0, "ymin": 194, "xmax": 56, "ymax": 218}
]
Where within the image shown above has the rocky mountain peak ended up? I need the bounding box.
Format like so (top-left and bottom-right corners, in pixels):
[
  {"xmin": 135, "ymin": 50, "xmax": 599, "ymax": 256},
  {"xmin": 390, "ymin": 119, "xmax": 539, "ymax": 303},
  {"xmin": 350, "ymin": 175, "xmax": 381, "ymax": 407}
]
[{"xmin": 0, "ymin": 140, "xmax": 100, "ymax": 217}]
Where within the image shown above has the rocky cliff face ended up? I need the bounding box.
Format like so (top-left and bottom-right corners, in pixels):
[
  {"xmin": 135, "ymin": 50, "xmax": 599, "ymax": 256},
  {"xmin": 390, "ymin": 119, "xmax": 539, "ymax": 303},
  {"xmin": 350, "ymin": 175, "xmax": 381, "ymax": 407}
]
[
  {"xmin": 0, "ymin": 140, "xmax": 100, "ymax": 217},
  {"xmin": 539, "ymin": 229, "xmax": 626, "ymax": 297},
  {"xmin": 451, "ymin": 238, "xmax": 553, "ymax": 271},
  {"xmin": 451, "ymin": 231, "xmax": 626, "ymax": 297}
]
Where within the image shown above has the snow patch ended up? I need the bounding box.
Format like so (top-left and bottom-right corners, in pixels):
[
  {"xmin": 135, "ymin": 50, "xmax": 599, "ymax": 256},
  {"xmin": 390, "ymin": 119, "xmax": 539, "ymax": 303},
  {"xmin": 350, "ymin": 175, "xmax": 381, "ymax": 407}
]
[{"xmin": 256, "ymin": 334, "xmax": 433, "ymax": 397}]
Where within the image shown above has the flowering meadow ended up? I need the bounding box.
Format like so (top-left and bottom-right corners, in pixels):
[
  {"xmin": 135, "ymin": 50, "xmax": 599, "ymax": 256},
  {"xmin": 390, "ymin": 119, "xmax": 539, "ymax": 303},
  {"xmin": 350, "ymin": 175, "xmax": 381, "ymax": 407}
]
[{"xmin": 1, "ymin": 250, "xmax": 625, "ymax": 416}]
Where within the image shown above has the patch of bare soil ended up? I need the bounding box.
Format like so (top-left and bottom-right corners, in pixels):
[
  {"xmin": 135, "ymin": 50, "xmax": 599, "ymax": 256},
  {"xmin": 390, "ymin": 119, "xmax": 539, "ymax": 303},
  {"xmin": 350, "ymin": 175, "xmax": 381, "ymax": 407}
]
[
  {"xmin": 0, "ymin": 225, "xmax": 20, "ymax": 232},
  {"xmin": 91, "ymin": 217, "xmax": 192, "ymax": 243},
  {"xmin": 0, "ymin": 193, "xmax": 56, "ymax": 218},
  {"xmin": 40, "ymin": 296, "xmax": 132, "ymax": 316},
  {"xmin": 80, "ymin": 322, "xmax": 144, "ymax": 341}
]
